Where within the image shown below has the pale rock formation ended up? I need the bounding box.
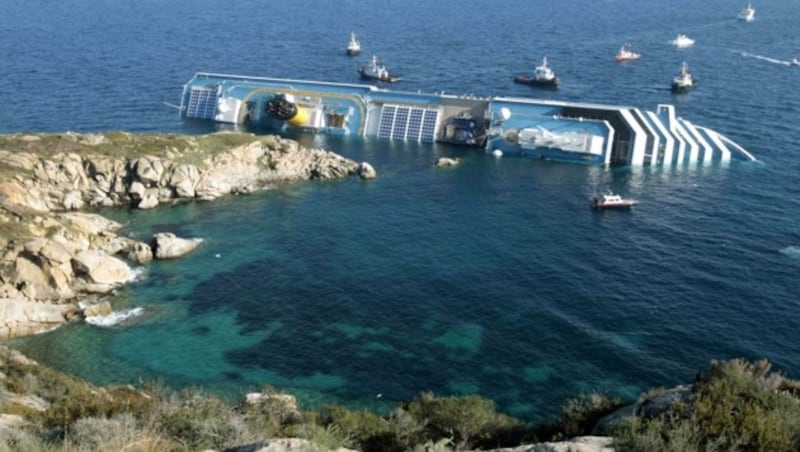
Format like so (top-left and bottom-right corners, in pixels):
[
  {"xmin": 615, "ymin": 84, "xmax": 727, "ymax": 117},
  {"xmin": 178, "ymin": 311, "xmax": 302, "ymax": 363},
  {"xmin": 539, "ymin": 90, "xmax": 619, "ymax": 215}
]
[
  {"xmin": 0, "ymin": 414, "xmax": 29, "ymax": 430},
  {"xmin": 244, "ymin": 392, "xmax": 299, "ymax": 413},
  {"xmin": 169, "ymin": 164, "xmax": 200, "ymax": 198},
  {"xmin": 481, "ymin": 436, "xmax": 614, "ymax": 452},
  {"xmin": 150, "ymin": 233, "xmax": 202, "ymax": 259},
  {"xmin": 0, "ymin": 181, "xmax": 50, "ymax": 212},
  {"xmin": 132, "ymin": 156, "xmax": 165, "ymax": 187},
  {"xmin": 231, "ymin": 439, "xmax": 357, "ymax": 452},
  {"xmin": 81, "ymin": 300, "xmax": 113, "ymax": 318},
  {"xmin": 436, "ymin": 156, "xmax": 461, "ymax": 167},
  {"xmin": 71, "ymin": 250, "xmax": 133, "ymax": 286},
  {"xmin": 127, "ymin": 241, "xmax": 154, "ymax": 264},
  {"xmin": 62, "ymin": 190, "xmax": 85, "ymax": 210},
  {"xmin": 13, "ymin": 256, "xmax": 52, "ymax": 300},
  {"xmin": 137, "ymin": 188, "xmax": 160, "ymax": 209},
  {"xmin": 0, "ymin": 298, "xmax": 77, "ymax": 338},
  {"xmin": 357, "ymin": 161, "xmax": 377, "ymax": 179}
]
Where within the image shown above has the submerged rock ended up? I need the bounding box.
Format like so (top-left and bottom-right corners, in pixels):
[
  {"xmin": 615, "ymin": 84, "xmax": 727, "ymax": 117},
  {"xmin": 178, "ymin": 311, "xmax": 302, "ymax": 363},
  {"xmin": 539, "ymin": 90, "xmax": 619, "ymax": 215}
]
[{"xmin": 435, "ymin": 156, "xmax": 460, "ymax": 167}]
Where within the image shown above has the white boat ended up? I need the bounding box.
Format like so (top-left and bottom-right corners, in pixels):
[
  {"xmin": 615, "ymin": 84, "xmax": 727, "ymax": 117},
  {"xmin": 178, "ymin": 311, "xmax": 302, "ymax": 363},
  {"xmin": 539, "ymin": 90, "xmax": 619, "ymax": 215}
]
[
  {"xmin": 615, "ymin": 44, "xmax": 642, "ymax": 62},
  {"xmin": 671, "ymin": 61, "xmax": 696, "ymax": 93},
  {"xmin": 346, "ymin": 32, "xmax": 361, "ymax": 56},
  {"xmin": 593, "ymin": 191, "xmax": 638, "ymax": 209},
  {"xmin": 670, "ymin": 34, "xmax": 695, "ymax": 48},
  {"xmin": 738, "ymin": 3, "xmax": 755, "ymax": 22},
  {"xmin": 791, "ymin": 58, "xmax": 800, "ymax": 67}
]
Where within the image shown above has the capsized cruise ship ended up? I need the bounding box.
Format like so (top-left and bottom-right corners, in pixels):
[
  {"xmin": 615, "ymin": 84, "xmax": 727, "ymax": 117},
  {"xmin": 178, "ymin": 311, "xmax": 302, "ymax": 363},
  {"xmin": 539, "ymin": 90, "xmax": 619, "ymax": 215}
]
[{"xmin": 181, "ymin": 72, "xmax": 756, "ymax": 166}]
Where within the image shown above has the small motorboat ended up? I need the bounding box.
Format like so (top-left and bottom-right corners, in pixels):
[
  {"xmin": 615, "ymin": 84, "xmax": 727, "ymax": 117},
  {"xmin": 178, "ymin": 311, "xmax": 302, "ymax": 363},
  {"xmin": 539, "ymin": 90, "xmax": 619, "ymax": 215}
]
[
  {"xmin": 513, "ymin": 56, "xmax": 560, "ymax": 88},
  {"xmin": 593, "ymin": 191, "xmax": 639, "ymax": 210},
  {"xmin": 738, "ymin": 2, "xmax": 755, "ymax": 22},
  {"xmin": 358, "ymin": 55, "xmax": 401, "ymax": 83},
  {"xmin": 615, "ymin": 44, "xmax": 642, "ymax": 62},
  {"xmin": 670, "ymin": 34, "xmax": 695, "ymax": 48},
  {"xmin": 791, "ymin": 58, "xmax": 800, "ymax": 67},
  {"xmin": 346, "ymin": 32, "xmax": 361, "ymax": 56},
  {"xmin": 671, "ymin": 61, "xmax": 696, "ymax": 93}
]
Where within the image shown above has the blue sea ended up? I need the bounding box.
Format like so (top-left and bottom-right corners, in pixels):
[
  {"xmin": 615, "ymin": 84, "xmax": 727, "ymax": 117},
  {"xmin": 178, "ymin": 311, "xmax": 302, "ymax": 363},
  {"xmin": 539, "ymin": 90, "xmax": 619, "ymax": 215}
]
[{"xmin": 3, "ymin": 0, "xmax": 800, "ymax": 422}]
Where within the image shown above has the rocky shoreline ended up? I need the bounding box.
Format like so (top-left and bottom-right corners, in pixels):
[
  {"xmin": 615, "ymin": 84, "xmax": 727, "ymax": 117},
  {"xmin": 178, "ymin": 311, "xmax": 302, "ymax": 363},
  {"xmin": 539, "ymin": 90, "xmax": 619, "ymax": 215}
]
[{"xmin": 0, "ymin": 131, "xmax": 373, "ymax": 338}]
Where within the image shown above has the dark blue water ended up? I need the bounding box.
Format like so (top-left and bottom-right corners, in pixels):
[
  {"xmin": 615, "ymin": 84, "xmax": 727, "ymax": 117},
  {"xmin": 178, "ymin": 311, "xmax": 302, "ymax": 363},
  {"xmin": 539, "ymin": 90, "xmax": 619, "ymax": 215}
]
[{"xmin": 3, "ymin": 0, "xmax": 800, "ymax": 421}]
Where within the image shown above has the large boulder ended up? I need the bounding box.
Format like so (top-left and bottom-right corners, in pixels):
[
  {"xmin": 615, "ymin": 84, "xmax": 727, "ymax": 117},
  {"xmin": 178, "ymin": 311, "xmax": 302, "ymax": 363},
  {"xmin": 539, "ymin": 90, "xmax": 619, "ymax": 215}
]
[
  {"xmin": 169, "ymin": 164, "xmax": 201, "ymax": 198},
  {"xmin": 71, "ymin": 250, "xmax": 133, "ymax": 285},
  {"xmin": 13, "ymin": 256, "xmax": 51, "ymax": 300},
  {"xmin": 592, "ymin": 385, "xmax": 694, "ymax": 435},
  {"xmin": 131, "ymin": 156, "xmax": 165, "ymax": 187},
  {"xmin": 435, "ymin": 157, "xmax": 460, "ymax": 167},
  {"xmin": 0, "ymin": 298, "xmax": 76, "ymax": 338},
  {"xmin": 150, "ymin": 233, "xmax": 203, "ymax": 259},
  {"xmin": 357, "ymin": 162, "xmax": 377, "ymax": 179},
  {"xmin": 127, "ymin": 241, "xmax": 153, "ymax": 264},
  {"xmin": 0, "ymin": 181, "xmax": 51, "ymax": 212}
]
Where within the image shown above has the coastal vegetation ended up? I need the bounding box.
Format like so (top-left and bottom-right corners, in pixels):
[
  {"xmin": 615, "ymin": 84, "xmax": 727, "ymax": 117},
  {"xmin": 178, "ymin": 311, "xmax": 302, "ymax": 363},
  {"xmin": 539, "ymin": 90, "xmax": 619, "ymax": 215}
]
[{"xmin": 2, "ymin": 347, "xmax": 800, "ymax": 451}]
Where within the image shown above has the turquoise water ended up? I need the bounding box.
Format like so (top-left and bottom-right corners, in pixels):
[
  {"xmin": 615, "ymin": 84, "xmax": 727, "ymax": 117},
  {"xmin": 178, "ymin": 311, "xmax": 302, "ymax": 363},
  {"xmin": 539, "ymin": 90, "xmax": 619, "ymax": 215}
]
[{"xmin": 3, "ymin": 0, "xmax": 800, "ymax": 422}]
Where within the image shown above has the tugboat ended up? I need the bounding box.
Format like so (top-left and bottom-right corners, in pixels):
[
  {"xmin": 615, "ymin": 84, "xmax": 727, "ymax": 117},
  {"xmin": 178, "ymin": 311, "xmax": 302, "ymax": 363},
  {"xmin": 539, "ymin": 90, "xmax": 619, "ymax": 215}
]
[
  {"xmin": 346, "ymin": 32, "xmax": 361, "ymax": 56},
  {"xmin": 738, "ymin": 2, "xmax": 755, "ymax": 22},
  {"xmin": 670, "ymin": 34, "xmax": 695, "ymax": 48},
  {"xmin": 671, "ymin": 61, "xmax": 696, "ymax": 93},
  {"xmin": 513, "ymin": 56, "xmax": 560, "ymax": 88},
  {"xmin": 358, "ymin": 55, "xmax": 401, "ymax": 83},
  {"xmin": 593, "ymin": 191, "xmax": 639, "ymax": 210},
  {"xmin": 615, "ymin": 44, "xmax": 642, "ymax": 62}
]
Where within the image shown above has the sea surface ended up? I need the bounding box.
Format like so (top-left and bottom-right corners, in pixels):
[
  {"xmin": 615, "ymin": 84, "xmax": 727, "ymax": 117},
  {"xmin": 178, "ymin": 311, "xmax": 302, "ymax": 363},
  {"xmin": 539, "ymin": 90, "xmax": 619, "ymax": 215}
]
[{"xmin": 2, "ymin": 0, "xmax": 800, "ymax": 422}]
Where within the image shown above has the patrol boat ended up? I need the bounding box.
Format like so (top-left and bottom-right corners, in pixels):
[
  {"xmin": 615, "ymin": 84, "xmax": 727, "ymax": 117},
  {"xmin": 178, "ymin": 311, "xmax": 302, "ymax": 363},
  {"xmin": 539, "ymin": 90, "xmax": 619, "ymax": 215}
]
[{"xmin": 180, "ymin": 72, "xmax": 756, "ymax": 166}]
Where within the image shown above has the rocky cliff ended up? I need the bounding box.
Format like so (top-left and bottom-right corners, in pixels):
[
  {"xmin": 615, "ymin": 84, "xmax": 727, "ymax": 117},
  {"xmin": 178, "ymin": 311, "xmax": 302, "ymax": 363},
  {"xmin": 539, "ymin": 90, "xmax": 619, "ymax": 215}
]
[{"xmin": 0, "ymin": 131, "xmax": 365, "ymax": 338}]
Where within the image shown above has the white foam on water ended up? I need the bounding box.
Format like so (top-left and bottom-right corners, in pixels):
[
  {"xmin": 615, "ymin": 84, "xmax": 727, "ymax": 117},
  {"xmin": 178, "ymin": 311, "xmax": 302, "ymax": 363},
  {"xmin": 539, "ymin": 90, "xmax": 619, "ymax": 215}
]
[
  {"xmin": 779, "ymin": 246, "xmax": 800, "ymax": 259},
  {"xmin": 85, "ymin": 307, "xmax": 145, "ymax": 327},
  {"xmin": 129, "ymin": 266, "xmax": 148, "ymax": 281},
  {"xmin": 740, "ymin": 51, "xmax": 792, "ymax": 66}
]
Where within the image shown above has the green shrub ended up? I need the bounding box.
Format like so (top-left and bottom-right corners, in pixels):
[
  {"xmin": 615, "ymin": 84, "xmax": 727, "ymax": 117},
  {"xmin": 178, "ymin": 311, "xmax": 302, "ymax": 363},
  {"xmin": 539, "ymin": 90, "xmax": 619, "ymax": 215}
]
[
  {"xmin": 552, "ymin": 391, "xmax": 625, "ymax": 440},
  {"xmin": 240, "ymin": 391, "xmax": 304, "ymax": 438},
  {"xmin": 322, "ymin": 405, "xmax": 396, "ymax": 452},
  {"xmin": 154, "ymin": 390, "xmax": 240, "ymax": 451},
  {"xmin": 404, "ymin": 392, "xmax": 522, "ymax": 450},
  {"xmin": 614, "ymin": 358, "xmax": 800, "ymax": 452},
  {"xmin": 612, "ymin": 415, "xmax": 704, "ymax": 452},
  {"xmin": 39, "ymin": 386, "xmax": 155, "ymax": 431},
  {"xmin": 290, "ymin": 422, "xmax": 356, "ymax": 451},
  {"xmin": 691, "ymin": 359, "xmax": 800, "ymax": 451}
]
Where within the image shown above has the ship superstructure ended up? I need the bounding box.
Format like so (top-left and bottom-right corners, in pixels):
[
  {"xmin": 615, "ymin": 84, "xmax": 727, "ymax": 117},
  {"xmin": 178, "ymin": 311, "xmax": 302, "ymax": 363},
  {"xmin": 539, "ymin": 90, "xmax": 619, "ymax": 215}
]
[{"xmin": 181, "ymin": 72, "xmax": 755, "ymax": 166}]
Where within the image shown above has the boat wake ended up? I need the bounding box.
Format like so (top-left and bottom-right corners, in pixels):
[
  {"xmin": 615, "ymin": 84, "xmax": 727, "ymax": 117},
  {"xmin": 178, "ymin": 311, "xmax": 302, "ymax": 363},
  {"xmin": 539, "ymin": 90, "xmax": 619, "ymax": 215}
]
[
  {"xmin": 740, "ymin": 51, "xmax": 794, "ymax": 66},
  {"xmin": 779, "ymin": 246, "xmax": 800, "ymax": 260},
  {"xmin": 85, "ymin": 307, "xmax": 145, "ymax": 327}
]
